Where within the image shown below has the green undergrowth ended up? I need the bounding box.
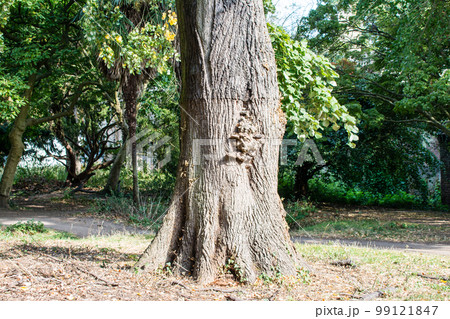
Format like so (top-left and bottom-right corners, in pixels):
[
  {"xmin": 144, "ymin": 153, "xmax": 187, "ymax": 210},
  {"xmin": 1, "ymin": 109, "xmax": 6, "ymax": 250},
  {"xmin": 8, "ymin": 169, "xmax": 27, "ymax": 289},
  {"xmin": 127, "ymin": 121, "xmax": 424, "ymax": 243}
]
[
  {"xmin": 308, "ymin": 178, "xmax": 448, "ymax": 210},
  {"xmin": 0, "ymin": 222, "xmax": 153, "ymax": 247},
  {"xmin": 14, "ymin": 165, "xmax": 67, "ymax": 184},
  {"xmin": 85, "ymin": 168, "xmax": 176, "ymax": 198},
  {"xmin": 5, "ymin": 220, "xmax": 48, "ymax": 235},
  {"xmin": 88, "ymin": 194, "xmax": 169, "ymax": 230},
  {"xmin": 1, "ymin": 222, "xmax": 77, "ymax": 241},
  {"xmin": 284, "ymin": 200, "xmax": 318, "ymax": 228}
]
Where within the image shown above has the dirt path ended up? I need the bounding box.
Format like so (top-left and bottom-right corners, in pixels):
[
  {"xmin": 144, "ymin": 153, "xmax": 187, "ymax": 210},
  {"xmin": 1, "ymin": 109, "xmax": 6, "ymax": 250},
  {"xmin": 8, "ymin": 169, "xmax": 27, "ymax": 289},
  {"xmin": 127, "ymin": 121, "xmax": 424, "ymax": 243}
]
[
  {"xmin": 292, "ymin": 236, "xmax": 450, "ymax": 256},
  {"xmin": 0, "ymin": 209, "xmax": 150, "ymax": 237},
  {"xmin": 1, "ymin": 208, "xmax": 449, "ymax": 256}
]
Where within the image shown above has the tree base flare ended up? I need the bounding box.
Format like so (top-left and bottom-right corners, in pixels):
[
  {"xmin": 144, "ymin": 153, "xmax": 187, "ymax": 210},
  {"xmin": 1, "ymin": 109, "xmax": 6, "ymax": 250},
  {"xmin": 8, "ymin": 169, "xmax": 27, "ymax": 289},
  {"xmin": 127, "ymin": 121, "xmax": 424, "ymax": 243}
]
[
  {"xmin": 136, "ymin": 102, "xmax": 301, "ymax": 284},
  {"xmin": 136, "ymin": 189, "xmax": 300, "ymax": 284}
]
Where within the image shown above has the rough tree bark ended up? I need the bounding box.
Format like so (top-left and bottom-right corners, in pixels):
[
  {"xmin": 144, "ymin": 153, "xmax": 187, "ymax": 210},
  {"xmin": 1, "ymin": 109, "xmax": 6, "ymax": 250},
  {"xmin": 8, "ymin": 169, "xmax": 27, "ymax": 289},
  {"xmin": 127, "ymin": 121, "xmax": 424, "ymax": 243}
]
[
  {"xmin": 136, "ymin": 0, "xmax": 299, "ymax": 283},
  {"xmin": 0, "ymin": 75, "xmax": 36, "ymax": 208},
  {"xmin": 438, "ymin": 134, "xmax": 450, "ymax": 207},
  {"xmin": 122, "ymin": 75, "xmax": 142, "ymax": 206}
]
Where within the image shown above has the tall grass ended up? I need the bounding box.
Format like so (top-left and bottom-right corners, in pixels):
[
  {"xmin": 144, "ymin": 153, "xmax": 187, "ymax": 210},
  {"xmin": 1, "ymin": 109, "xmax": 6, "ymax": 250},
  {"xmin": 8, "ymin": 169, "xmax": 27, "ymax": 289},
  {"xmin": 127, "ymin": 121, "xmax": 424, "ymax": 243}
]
[
  {"xmin": 89, "ymin": 194, "xmax": 169, "ymax": 231},
  {"xmin": 85, "ymin": 168, "xmax": 175, "ymax": 198},
  {"xmin": 14, "ymin": 165, "xmax": 67, "ymax": 183}
]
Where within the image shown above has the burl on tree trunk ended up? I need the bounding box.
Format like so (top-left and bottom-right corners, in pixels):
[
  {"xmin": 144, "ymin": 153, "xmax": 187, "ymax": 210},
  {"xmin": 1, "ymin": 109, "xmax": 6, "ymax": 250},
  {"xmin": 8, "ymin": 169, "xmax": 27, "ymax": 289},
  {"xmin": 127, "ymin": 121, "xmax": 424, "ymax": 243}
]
[{"xmin": 136, "ymin": 0, "xmax": 300, "ymax": 283}]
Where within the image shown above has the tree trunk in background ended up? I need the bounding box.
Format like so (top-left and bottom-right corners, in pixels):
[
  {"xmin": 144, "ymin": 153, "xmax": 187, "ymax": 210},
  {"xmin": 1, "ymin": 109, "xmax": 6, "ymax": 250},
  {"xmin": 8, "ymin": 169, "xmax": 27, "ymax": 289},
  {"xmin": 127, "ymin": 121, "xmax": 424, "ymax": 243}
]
[
  {"xmin": 136, "ymin": 0, "xmax": 299, "ymax": 283},
  {"xmin": 104, "ymin": 91, "xmax": 128, "ymax": 194},
  {"xmin": 122, "ymin": 75, "xmax": 142, "ymax": 207},
  {"xmin": 293, "ymin": 162, "xmax": 325, "ymax": 199},
  {"xmin": 438, "ymin": 134, "xmax": 450, "ymax": 207},
  {"xmin": 294, "ymin": 162, "xmax": 314, "ymax": 199},
  {"xmin": 0, "ymin": 75, "xmax": 36, "ymax": 208},
  {"xmin": 97, "ymin": 2, "xmax": 156, "ymax": 206},
  {"xmin": 104, "ymin": 142, "xmax": 127, "ymax": 194},
  {"xmin": 52, "ymin": 119, "xmax": 82, "ymax": 186}
]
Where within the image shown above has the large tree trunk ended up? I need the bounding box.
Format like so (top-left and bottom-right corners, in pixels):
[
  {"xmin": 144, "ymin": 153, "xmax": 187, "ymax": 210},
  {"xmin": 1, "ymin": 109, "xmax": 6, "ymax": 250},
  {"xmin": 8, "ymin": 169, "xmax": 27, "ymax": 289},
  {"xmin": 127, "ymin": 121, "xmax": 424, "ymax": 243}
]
[
  {"xmin": 0, "ymin": 75, "xmax": 36, "ymax": 208},
  {"xmin": 136, "ymin": 0, "xmax": 299, "ymax": 283},
  {"xmin": 0, "ymin": 115, "xmax": 27, "ymax": 208},
  {"xmin": 438, "ymin": 134, "xmax": 450, "ymax": 207}
]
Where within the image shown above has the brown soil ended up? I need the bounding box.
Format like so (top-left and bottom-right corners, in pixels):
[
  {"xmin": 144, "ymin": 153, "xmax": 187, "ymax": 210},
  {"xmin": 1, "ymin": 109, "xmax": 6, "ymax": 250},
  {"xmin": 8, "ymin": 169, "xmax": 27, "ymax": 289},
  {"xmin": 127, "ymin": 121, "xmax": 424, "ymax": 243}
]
[
  {"xmin": 10, "ymin": 190, "xmax": 96, "ymax": 212},
  {"xmin": 1, "ymin": 239, "xmax": 447, "ymax": 301}
]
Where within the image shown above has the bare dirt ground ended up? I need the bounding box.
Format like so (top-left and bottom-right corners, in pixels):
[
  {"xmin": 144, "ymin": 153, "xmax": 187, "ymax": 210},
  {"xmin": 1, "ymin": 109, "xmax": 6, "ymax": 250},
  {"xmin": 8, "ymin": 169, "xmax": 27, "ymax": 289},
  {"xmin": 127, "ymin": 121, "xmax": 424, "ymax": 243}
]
[{"xmin": 1, "ymin": 237, "xmax": 448, "ymax": 301}]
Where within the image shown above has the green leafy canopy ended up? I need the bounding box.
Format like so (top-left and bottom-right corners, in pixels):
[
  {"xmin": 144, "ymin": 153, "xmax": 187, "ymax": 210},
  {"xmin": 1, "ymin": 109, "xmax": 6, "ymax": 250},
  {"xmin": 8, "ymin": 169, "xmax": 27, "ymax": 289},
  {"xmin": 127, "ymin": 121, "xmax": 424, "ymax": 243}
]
[{"xmin": 81, "ymin": 0, "xmax": 178, "ymax": 75}]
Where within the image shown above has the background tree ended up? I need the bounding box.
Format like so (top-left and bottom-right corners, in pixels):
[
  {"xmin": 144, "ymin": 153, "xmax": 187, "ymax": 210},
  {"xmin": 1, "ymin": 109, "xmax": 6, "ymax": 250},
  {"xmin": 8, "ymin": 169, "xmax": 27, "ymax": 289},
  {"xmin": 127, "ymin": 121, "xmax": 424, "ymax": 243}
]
[
  {"xmin": 49, "ymin": 99, "xmax": 121, "ymax": 187},
  {"xmin": 270, "ymin": 24, "xmax": 359, "ymax": 147},
  {"xmin": 296, "ymin": 0, "xmax": 449, "ymax": 205},
  {"xmin": 0, "ymin": 0, "xmax": 103, "ymax": 208},
  {"xmin": 81, "ymin": 0, "xmax": 178, "ymax": 206}
]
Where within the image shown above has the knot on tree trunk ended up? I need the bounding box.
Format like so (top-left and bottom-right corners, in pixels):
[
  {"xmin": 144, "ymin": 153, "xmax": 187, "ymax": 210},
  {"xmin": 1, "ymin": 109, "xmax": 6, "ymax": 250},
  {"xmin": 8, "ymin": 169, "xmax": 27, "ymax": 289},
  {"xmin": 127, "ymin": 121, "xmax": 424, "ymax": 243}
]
[{"xmin": 229, "ymin": 111, "xmax": 264, "ymax": 167}]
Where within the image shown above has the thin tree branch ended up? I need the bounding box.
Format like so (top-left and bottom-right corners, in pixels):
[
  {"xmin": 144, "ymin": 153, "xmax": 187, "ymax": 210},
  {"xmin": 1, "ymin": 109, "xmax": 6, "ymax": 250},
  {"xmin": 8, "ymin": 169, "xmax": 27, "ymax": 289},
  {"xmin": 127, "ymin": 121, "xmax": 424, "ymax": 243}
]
[
  {"xmin": 416, "ymin": 109, "xmax": 450, "ymax": 137},
  {"xmin": 337, "ymin": 89, "xmax": 397, "ymax": 104},
  {"xmin": 26, "ymin": 81, "xmax": 96, "ymax": 127}
]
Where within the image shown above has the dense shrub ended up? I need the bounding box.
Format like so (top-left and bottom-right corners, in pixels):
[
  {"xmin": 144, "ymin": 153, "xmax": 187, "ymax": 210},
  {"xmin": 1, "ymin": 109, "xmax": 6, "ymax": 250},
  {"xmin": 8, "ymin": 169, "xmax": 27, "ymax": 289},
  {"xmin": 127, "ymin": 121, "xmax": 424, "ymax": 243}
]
[
  {"xmin": 11, "ymin": 165, "xmax": 66, "ymax": 193},
  {"xmin": 308, "ymin": 177, "xmax": 428, "ymax": 208},
  {"xmin": 5, "ymin": 220, "xmax": 48, "ymax": 235},
  {"xmin": 85, "ymin": 168, "xmax": 175, "ymax": 198}
]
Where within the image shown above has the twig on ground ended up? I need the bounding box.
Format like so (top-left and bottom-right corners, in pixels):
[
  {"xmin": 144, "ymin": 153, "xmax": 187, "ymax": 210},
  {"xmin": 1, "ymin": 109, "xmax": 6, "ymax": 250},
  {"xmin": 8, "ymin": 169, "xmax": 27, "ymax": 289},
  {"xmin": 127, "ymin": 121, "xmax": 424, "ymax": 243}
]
[
  {"xmin": 268, "ymin": 289, "xmax": 280, "ymax": 301},
  {"xmin": 40, "ymin": 252, "xmax": 119, "ymax": 287},
  {"xmin": 74, "ymin": 264, "xmax": 119, "ymax": 287},
  {"xmin": 6, "ymin": 258, "xmax": 36, "ymax": 282},
  {"xmin": 360, "ymin": 291, "xmax": 383, "ymax": 301},
  {"xmin": 171, "ymin": 280, "xmax": 190, "ymax": 290},
  {"xmin": 415, "ymin": 273, "xmax": 449, "ymax": 282},
  {"xmin": 331, "ymin": 259, "xmax": 356, "ymax": 268},
  {"xmin": 198, "ymin": 287, "xmax": 238, "ymax": 293}
]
